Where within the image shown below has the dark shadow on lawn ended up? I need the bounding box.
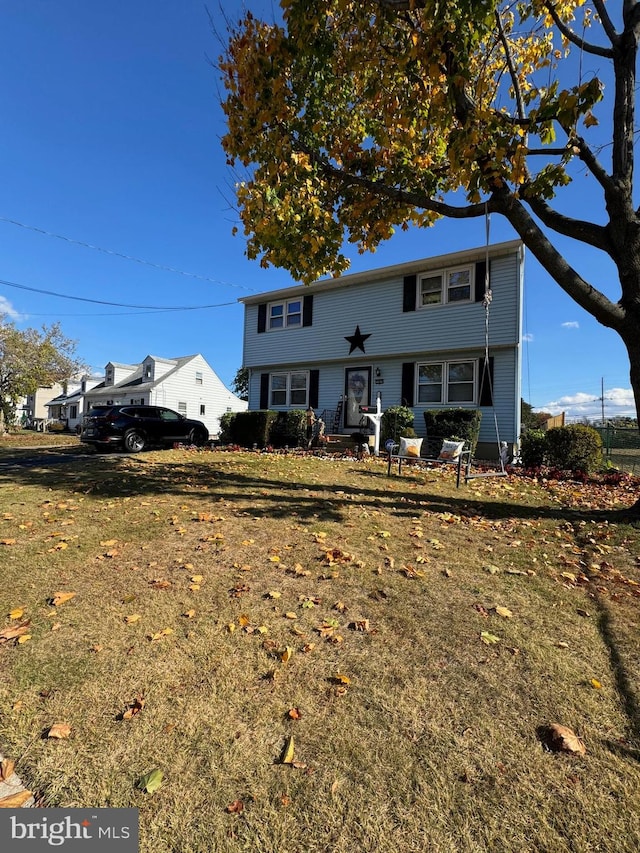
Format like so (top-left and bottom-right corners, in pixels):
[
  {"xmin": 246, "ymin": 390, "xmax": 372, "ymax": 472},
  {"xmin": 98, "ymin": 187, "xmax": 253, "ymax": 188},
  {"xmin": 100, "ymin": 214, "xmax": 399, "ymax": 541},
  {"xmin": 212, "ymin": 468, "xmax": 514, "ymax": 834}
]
[
  {"xmin": 0, "ymin": 450, "xmax": 636, "ymax": 527},
  {"xmin": 595, "ymin": 595, "xmax": 640, "ymax": 757}
]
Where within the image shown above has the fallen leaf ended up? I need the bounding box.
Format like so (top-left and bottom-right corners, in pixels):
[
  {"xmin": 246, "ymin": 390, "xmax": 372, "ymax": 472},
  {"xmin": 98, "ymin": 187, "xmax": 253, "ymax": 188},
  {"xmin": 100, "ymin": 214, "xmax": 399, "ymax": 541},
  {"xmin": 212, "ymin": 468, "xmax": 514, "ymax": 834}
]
[
  {"xmin": 332, "ymin": 673, "xmax": 351, "ymax": 685},
  {"xmin": 226, "ymin": 799, "xmax": 244, "ymax": 814},
  {"xmin": 191, "ymin": 575, "xmax": 204, "ymax": 583},
  {"xmin": 47, "ymin": 722, "xmax": 72, "ymax": 739},
  {"xmin": 284, "ymin": 612, "xmax": 298, "ymax": 620},
  {"xmin": 494, "ymin": 606, "xmax": 513, "ymax": 619},
  {"xmin": 121, "ymin": 695, "xmax": 146, "ymax": 720},
  {"xmin": 280, "ymin": 736, "xmax": 295, "ymax": 764},
  {"xmin": 590, "ymin": 679, "xmax": 602, "ymax": 689},
  {"xmin": 0, "ymin": 759, "xmax": 15, "ymax": 781},
  {"xmin": 0, "ymin": 623, "xmax": 31, "ymax": 643},
  {"xmin": 480, "ymin": 631, "xmax": 501, "ymax": 645},
  {"xmin": 100, "ymin": 539, "xmax": 118, "ymax": 547},
  {"xmin": 0, "ymin": 539, "xmax": 17, "ymax": 546},
  {"xmin": 268, "ymin": 591, "xmax": 282, "ymax": 599},
  {"xmin": 288, "ymin": 707, "xmax": 302, "ymax": 720},
  {"xmin": 8, "ymin": 607, "xmax": 25, "ymax": 620},
  {"xmin": 576, "ymin": 608, "xmax": 591, "ymax": 618},
  {"xmin": 0, "ymin": 790, "xmax": 33, "ymax": 808},
  {"xmin": 349, "ymin": 619, "xmax": 370, "ymax": 632},
  {"xmin": 183, "ymin": 609, "xmax": 196, "ymax": 618},
  {"xmin": 124, "ymin": 614, "xmax": 141, "ymax": 624},
  {"xmin": 539, "ymin": 724, "xmax": 586, "ymax": 755},
  {"xmin": 137, "ymin": 768, "xmax": 164, "ymax": 793},
  {"xmin": 51, "ymin": 592, "xmax": 76, "ymax": 607},
  {"xmin": 17, "ymin": 634, "xmax": 32, "ymax": 644},
  {"xmin": 280, "ymin": 646, "xmax": 294, "ymax": 663}
]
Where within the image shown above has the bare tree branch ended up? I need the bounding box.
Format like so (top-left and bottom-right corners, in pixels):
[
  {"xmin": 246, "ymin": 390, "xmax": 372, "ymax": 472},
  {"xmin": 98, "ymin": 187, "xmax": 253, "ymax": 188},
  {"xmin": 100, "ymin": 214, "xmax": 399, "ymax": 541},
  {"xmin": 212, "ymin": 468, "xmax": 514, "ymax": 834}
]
[{"xmin": 544, "ymin": 1, "xmax": 614, "ymax": 57}]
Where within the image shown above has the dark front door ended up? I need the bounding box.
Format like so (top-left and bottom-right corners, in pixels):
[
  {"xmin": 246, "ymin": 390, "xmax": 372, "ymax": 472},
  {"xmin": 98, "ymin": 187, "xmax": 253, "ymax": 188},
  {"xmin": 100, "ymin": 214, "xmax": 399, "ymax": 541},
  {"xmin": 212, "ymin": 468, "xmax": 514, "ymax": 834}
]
[{"xmin": 344, "ymin": 367, "xmax": 371, "ymax": 428}]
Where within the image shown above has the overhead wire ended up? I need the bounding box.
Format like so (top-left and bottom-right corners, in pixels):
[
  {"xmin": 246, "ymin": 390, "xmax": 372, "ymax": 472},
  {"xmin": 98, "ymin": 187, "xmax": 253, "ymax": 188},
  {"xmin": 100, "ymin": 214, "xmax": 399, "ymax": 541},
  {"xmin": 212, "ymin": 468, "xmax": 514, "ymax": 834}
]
[
  {"xmin": 0, "ymin": 215, "xmax": 257, "ymax": 292},
  {"xmin": 0, "ymin": 277, "xmax": 237, "ymax": 311}
]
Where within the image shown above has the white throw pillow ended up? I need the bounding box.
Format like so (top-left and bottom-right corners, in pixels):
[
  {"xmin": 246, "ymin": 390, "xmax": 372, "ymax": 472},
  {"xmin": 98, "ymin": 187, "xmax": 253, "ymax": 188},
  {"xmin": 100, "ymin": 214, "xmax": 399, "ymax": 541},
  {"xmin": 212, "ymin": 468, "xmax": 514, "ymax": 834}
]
[
  {"xmin": 438, "ymin": 439, "xmax": 465, "ymax": 460},
  {"xmin": 399, "ymin": 437, "xmax": 423, "ymax": 458}
]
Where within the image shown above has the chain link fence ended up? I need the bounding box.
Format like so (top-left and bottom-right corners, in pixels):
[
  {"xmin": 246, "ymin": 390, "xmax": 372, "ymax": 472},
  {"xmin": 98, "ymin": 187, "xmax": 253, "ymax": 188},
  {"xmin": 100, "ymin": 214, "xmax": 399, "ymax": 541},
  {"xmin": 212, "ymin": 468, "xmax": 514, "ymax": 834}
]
[{"xmin": 592, "ymin": 425, "xmax": 640, "ymax": 474}]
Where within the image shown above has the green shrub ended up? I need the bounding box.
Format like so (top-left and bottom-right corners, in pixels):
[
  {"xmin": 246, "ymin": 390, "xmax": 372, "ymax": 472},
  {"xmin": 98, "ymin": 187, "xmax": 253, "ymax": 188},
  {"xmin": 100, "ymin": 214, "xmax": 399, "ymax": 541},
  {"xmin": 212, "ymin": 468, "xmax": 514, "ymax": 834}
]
[
  {"xmin": 218, "ymin": 412, "xmax": 237, "ymax": 444},
  {"xmin": 227, "ymin": 410, "xmax": 278, "ymax": 448},
  {"xmin": 381, "ymin": 406, "xmax": 414, "ymax": 443},
  {"xmin": 545, "ymin": 424, "xmax": 603, "ymax": 473},
  {"xmin": 269, "ymin": 410, "xmax": 308, "ymax": 448},
  {"xmin": 423, "ymin": 409, "xmax": 482, "ymax": 454},
  {"xmin": 520, "ymin": 429, "xmax": 546, "ymax": 468}
]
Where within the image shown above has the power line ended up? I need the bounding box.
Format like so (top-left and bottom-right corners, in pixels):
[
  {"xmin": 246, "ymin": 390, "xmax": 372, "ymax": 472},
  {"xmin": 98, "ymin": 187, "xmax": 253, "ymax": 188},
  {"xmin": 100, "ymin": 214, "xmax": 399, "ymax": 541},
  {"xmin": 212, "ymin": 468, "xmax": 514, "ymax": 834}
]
[
  {"xmin": 0, "ymin": 215, "xmax": 257, "ymax": 292},
  {"xmin": 0, "ymin": 277, "xmax": 237, "ymax": 311}
]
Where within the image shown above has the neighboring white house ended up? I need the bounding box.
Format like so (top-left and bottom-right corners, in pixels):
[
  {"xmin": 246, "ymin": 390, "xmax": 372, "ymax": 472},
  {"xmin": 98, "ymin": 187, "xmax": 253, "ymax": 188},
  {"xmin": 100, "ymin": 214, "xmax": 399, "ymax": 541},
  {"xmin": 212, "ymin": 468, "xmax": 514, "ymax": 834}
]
[
  {"xmin": 45, "ymin": 375, "xmax": 103, "ymax": 432},
  {"xmin": 239, "ymin": 241, "xmax": 524, "ymax": 458},
  {"xmin": 23, "ymin": 383, "xmax": 65, "ymax": 429},
  {"xmin": 82, "ymin": 354, "xmax": 247, "ymax": 436}
]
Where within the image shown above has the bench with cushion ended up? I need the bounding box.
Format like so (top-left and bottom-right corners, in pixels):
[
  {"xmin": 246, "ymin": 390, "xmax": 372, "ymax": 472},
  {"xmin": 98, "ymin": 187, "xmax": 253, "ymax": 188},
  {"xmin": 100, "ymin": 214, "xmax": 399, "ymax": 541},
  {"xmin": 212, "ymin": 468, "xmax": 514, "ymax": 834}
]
[{"xmin": 386, "ymin": 435, "xmax": 471, "ymax": 487}]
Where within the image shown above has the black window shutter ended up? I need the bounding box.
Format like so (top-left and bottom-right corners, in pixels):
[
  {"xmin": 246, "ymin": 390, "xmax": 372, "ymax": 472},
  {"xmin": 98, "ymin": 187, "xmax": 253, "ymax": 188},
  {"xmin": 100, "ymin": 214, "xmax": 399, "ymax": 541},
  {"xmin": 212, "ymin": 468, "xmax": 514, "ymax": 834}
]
[
  {"xmin": 309, "ymin": 370, "xmax": 319, "ymax": 408},
  {"xmin": 257, "ymin": 303, "xmax": 267, "ymax": 333},
  {"xmin": 401, "ymin": 363, "xmax": 415, "ymax": 407},
  {"xmin": 479, "ymin": 356, "xmax": 494, "ymax": 406},
  {"xmin": 260, "ymin": 373, "xmax": 270, "ymax": 409},
  {"xmin": 475, "ymin": 260, "xmax": 491, "ymax": 302},
  {"xmin": 303, "ymin": 294, "xmax": 313, "ymax": 327},
  {"xmin": 403, "ymin": 275, "xmax": 417, "ymax": 312}
]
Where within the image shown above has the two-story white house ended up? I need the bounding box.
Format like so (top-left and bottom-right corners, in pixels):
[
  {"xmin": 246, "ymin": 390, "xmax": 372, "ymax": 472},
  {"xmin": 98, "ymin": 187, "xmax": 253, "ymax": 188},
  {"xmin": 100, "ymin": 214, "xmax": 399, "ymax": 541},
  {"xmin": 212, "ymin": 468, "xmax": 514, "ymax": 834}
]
[
  {"xmin": 239, "ymin": 241, "xmax": 524, "ymax": 458},
  {"xmin": 83, "ymin": 354, "xmax": 247, "ymax": 437}
]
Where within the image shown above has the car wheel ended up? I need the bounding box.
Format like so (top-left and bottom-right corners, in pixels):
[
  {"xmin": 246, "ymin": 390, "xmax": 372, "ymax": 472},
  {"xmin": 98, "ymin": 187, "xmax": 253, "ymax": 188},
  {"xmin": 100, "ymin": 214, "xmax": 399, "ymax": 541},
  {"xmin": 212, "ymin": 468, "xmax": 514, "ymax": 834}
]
[
  {"xmin": 188, "ymin": 428, "xmax": 207, "ymax": 447},
  {"xmin": 123, "ymin": 429, "xmax": 146, "ymax": 453}
]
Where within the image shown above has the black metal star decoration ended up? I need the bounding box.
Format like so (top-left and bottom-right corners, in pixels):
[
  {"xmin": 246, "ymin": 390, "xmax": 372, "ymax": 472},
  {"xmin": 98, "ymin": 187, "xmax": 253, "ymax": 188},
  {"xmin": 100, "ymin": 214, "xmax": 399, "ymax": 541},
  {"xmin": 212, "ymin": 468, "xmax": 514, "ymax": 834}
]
[{"xmin": 345, "ymin": 325, "xmax": 371, "ymax": 354}]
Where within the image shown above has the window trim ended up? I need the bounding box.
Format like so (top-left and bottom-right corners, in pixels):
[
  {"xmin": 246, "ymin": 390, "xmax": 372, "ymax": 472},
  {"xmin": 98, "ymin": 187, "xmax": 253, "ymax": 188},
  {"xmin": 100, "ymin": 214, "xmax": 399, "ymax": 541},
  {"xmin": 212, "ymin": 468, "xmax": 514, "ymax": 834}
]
[
  {"xmin": 418, "ymin": 264, "xmax": 474, "ymax": 309},
  {"xmin": 269, "ymin": 371, "xmax": 310, "ymax": 408},
  {"xmin": 268, "ymin": 298, "xmax": 303, "ymax": 331},
  {"xmin": 416, "ymin": 359, "xmax": 478, "ymax": 405}
]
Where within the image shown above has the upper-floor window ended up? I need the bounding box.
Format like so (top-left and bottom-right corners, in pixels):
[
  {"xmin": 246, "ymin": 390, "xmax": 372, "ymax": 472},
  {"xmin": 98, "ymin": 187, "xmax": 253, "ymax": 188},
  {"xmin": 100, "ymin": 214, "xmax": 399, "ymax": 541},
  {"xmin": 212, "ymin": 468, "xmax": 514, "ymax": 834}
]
[
  {"xmin": 144, "ymin": 364, "xmax": 152, "ymax": 379},
  {"xmin": 195, "ymin": 371, "xmax": 203, "ymax": 385},
  {"xmin": 270, "ymin": 371, "xmax": 309, "ymax": 407},
  {"xmin": 269, "ymin": 299, "xmax": 302, "ymax": 330},
  {"xmin": 419, "ymin": 265, "xmax": 472, "ymax": 307},
  {"xmin": 105, "ymin": 367, "xmax": 114, "ymax": 385},
  {"xmin": 417, "ymin": 360, "xmax": 476, "ymax": 404}
]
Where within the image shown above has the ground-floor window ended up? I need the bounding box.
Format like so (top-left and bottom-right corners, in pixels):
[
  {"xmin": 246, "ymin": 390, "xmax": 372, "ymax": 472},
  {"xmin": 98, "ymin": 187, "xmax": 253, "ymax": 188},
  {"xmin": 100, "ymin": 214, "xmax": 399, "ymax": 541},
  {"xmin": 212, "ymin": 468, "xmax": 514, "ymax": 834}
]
[
  {"xmin": 417, "ymin": 360, "xmax": 476, "ymax": 404},
  {"xmin": 270, "ymin": 371, "xmax": 309, "ymax": 407}
]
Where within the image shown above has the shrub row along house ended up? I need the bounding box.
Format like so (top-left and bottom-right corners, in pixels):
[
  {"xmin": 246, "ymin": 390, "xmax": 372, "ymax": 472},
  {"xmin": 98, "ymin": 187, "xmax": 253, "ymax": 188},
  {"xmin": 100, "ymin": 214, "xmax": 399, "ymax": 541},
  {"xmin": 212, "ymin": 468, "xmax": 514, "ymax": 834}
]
[
  {"xmin": 239, "ymin": 241, "xmax": 524, "ymax": 458},
  {"xmin": 46, "ymin": 354, "xmax": 247, "ymax": 437}
]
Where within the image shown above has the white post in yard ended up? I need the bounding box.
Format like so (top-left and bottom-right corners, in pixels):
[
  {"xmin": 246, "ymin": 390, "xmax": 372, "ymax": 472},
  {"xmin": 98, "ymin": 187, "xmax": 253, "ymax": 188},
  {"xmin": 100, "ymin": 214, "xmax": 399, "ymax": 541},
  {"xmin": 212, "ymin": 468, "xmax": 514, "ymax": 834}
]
[{"xmin": 361, "ymin": 393, "xmax": 383, "ymax": 456}]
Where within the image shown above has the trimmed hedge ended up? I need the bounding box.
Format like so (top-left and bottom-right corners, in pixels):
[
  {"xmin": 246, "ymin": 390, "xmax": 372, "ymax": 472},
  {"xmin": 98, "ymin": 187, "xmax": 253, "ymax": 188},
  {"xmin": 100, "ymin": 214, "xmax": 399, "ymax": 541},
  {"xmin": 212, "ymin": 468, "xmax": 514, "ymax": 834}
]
[
  {"xmin": 520, "ymin": 429, "xmax": 546, "ymax": 468},
  {"xmin": 423, "ymin": 409, "xmax": 482, "ymax": 455},
  {"xmin": 381, "ymin": 406, "xmax": 415, "ymax": 443},
  {"xmin": 269, "ymin": 410, "xmax": 308, "ymax": 448},
  {"xmin": 225, "ymin": 410, "xmax": 279, "ymax": 448},
  {"xmin": 545, "ymin": 424, "xmax": 603, "ymax": 473}
]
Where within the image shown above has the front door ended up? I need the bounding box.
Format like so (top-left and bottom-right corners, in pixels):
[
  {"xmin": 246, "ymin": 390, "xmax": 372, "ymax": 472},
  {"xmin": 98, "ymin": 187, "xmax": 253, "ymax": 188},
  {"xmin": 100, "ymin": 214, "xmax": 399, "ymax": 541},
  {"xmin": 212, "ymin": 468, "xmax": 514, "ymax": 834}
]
[{"xmin": 344, "ymin": 367, "xmax": 371, "ymax": 428}]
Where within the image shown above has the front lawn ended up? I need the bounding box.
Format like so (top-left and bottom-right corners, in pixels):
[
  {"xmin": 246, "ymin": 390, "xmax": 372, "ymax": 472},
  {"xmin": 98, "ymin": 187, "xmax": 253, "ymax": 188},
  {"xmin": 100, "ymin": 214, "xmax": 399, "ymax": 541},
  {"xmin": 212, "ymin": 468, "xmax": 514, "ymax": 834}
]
[{"xmin": 0, "ymin": 450, "xmax": 639, "ymax": 852}]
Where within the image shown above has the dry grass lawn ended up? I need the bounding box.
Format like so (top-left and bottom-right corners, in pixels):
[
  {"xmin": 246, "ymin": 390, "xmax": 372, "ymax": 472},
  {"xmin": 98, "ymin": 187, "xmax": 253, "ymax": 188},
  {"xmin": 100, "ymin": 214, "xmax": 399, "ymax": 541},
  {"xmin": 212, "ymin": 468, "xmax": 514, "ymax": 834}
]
[{"xmin": 0, "ymin": 447, "xmax": 639, "ymax": 852}]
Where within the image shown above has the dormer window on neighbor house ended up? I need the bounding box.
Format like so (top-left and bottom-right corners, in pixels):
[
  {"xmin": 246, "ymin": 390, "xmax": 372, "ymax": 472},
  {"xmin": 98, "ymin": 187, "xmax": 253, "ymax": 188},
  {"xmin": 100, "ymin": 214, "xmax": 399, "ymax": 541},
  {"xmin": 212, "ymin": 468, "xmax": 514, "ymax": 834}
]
[
  {"xmin": 144, "ymin": 363, "xmax": 153, "ymax": 380},
  {"xmin": 105, "ymin": 366, "xmax": 114, "ymax": 385}
]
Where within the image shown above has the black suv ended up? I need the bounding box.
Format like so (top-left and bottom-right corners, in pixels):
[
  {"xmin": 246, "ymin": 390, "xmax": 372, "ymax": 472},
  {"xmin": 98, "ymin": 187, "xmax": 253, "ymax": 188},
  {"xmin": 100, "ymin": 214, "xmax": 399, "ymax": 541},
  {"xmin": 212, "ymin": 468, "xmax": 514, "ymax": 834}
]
[{"xmin": 81, "ymin": 405, "xmax": 209, "ymax": 453}]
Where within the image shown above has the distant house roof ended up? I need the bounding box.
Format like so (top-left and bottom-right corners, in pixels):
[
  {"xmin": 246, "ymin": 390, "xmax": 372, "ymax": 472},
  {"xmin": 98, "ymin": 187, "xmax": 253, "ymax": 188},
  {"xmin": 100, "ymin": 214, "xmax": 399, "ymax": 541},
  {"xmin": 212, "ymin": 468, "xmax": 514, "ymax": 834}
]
[{"xmin": 88, "ymin": 355, "xmax": 198, "ymax": 398}]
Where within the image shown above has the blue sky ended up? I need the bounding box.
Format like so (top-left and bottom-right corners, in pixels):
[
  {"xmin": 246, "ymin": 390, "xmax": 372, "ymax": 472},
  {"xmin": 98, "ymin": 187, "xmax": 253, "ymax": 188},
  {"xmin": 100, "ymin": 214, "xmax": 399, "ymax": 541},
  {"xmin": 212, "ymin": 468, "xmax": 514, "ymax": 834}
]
[{"xmin": 0, "ymin": 1, "xmax": 634, "ymax": 421}]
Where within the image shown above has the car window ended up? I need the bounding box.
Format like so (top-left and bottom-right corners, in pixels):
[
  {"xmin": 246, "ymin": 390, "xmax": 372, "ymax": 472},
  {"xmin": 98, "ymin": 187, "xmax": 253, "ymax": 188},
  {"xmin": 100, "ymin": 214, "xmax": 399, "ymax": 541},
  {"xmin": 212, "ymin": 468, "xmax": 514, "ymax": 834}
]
[
  {"xmin": 158, "ymin": 408, "xmax": 181, "ymax": 421},
  {"xmin": 87, "ymin": 407, "xmax": 113, "ymax": 418}
]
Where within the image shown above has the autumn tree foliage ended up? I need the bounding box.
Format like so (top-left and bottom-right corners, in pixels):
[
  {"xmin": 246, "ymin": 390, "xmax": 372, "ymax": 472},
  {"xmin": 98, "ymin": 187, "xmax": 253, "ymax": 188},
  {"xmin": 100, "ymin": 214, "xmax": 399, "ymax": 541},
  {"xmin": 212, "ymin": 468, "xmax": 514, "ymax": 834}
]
[
  {"xmin": 0, "ymin": 317, "xmax": 84, "ymax": 432},
  {"xmin": 220, "ymin": 0, "xmax": 640, "ymax": 422}
]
